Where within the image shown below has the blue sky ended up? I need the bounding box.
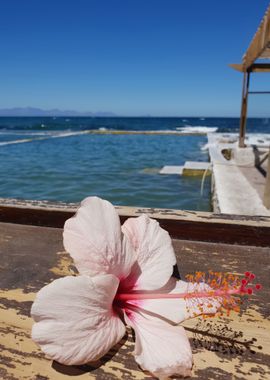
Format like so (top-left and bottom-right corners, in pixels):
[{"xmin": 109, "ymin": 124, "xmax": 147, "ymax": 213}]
[{"xmin": 0, "ymin": 0, "xmax": 270, "ymax": 116}]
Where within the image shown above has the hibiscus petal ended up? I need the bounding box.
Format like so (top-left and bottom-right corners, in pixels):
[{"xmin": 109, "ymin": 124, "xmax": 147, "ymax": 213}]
[
  {"xmin": 121, "ymin": 214, "xmax": 176, "ymax": 290},
  {"xmin": 125, "ymin": 311, "xmax": 193, "ymax": 379},
  {"xmin": 126, "ymin": 278, "xmax": 221, "ymax": 324},
  {"xmin": 31, "ymin": 274, "xmax": 125, "ymax": 365},
  {"xmin": 63, "ymin": 196, "xmax": 135, "ymax": 279}
]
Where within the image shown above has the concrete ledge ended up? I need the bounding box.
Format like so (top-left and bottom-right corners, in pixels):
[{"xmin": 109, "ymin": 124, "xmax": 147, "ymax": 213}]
[
  {"xmin": 159, "ymin": 165, "xmax": 183, "ymax": 175},
  {"xmin": 182, "ymin": 161, "xmax": 212, "ymax": 176}
]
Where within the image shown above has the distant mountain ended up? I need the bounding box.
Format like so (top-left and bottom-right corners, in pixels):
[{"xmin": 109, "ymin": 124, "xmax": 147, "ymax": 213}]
[{"xmin": 0, "ymin": 107, "xmax": 117, "ymax": 117}]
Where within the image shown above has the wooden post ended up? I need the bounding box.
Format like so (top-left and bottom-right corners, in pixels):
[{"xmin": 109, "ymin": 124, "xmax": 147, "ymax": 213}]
[
  {"xmin": 263, "ymin": 150, "xmax": 270, "ymax": 209},
  {"xmin": 239, "ymin": 71, "xmax": 250, "ymax": 148}
]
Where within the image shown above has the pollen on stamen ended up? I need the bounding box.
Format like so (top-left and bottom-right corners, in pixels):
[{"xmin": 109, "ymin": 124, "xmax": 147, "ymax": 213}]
[{"xmin": 184, "ymin": 270, "xmax": 262, "ymax": 318}]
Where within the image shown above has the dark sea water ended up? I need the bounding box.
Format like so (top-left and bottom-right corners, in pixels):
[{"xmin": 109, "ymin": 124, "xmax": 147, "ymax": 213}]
[{"xmin": 0, "ymin": 117, "xmax": 269, "ymax": 210}]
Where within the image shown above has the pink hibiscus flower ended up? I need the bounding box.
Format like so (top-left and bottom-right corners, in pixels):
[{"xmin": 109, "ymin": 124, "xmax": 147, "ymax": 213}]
[{"xmin": 31, "ymin": 197, "xmax": 221, "ymax": 378}]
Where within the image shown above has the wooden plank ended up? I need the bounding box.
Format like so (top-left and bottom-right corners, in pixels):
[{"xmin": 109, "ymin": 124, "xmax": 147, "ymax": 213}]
[
  {"xmin": 0, "ymin": 201, "xmax": 270, "ymax": 246},
  {"xmin": 0, "ymin": 222, "xmax": 269, "ymax": 379},
  {"xmin": 263, "ymin": 150, "xmax": 270, "ymax": 209}
]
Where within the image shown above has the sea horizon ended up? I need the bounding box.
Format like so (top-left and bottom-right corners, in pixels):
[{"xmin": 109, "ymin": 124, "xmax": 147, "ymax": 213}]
[{"xmin": 1, "ymin": 114, "xmax": 270, "ymax": 119}]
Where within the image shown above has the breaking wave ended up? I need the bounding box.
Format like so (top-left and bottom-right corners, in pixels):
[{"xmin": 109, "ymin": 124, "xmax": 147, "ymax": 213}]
[{"xmin": 176, "ymin": 125, "xmax": 218, "ymax": 134}]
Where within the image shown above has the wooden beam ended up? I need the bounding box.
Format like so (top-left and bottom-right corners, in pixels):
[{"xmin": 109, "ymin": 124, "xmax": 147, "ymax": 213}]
[
  {"xmin": 239, "ymin": 71, "xmax": 250, "ymax": 147},
  {"xmin": 250, "ymin": 63, "xmax": 270, "ymax": 72},
  {"xmin": 0, "ymin": 202, "xmax": 270, "ymax": 246},
  {"xmin": 229, "ymin": 63, "xmax": 244, "ymax": 72},
  {"xmin": 229, "ymin": 63, "xmax": 270, "ymax": 73},
  {"xmin": 243, "ymin": 5, "xmax": 270, "ymax": 69}
]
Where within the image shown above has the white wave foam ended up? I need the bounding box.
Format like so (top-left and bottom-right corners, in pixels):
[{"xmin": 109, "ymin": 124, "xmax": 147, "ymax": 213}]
[
  {"xmin": 93, "ymin": 129, "xmax": 185, "ymax": 134},
  {"xmin": 176, "ymin": 126, "xmax": 218, "ymax": 134},
  {"xmin": 0, "ymin": 131, "xmax": 56, "ymax": 136},
  {"xmin": 0, "ymin": 130, "xmax": 90, "ymax": 146},
  {"xmin": 0, "ymin": 138, "xmax": 34, "ymax": 146},
  {"xmin": 50, "ymin": 131, "xmax": 89, "ymax": 138}
]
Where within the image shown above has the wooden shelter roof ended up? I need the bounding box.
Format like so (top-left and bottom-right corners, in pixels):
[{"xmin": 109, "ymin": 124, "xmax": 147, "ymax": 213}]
[{"xmin": 230, "ymin": 4, "xmax": 270, "ymax": 72}]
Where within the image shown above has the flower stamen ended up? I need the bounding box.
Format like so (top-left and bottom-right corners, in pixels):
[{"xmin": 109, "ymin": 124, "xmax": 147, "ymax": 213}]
[{"xmin": 115, "ymin": 271, "xmax": 261, "ymax": 317}]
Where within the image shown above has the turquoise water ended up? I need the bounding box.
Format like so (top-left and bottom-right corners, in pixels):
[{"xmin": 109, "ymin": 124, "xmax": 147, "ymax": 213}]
[{"xmin": 0, "ymin": 117, "xmax": 269, "ymax": 210}]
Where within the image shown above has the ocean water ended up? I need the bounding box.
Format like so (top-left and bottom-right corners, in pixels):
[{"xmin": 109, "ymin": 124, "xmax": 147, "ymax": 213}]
[{"xmin": 0, "ymin": 117, "xmax": 269, "ymax": 211}]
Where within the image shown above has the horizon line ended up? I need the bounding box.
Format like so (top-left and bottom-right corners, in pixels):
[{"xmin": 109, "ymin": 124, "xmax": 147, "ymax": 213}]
[{"xmin": 0, "ymin": 115, "xmax": 270, "ymax": 118}]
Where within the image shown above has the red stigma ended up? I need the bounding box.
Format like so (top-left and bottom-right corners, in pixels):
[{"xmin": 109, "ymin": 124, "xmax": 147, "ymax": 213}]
[{"xmin": 245, "ymin": 271, "xmax": 251, "ymax": 277}]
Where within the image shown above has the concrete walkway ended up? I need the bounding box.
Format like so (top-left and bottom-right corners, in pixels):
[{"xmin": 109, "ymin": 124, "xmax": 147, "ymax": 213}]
[
  {"xmin": 213, "ymin": 163, "xmax": 270, "ymax": 215},
  {"xmin": 207, "ymin": 133, "xmax": 270, "ymax": 216}
]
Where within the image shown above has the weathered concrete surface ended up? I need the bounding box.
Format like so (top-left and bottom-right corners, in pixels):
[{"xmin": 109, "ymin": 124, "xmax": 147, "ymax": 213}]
[
  {"xmin": 159, "ymin": 165, "xmax": 183, "ymax": 175},
  {"xmin": 212, "ymin": 163, "xmax": 270, "ymax": 216},
  {"xmin": 0, "ymin": 222, "xmax": 269, "ymax": 379},
  {"xmin": 182, "ymin": 161, "xmax": 211, "ymax": 176},
  {"xmin": 159, "ymin": 162, "xmax": 211, "ymax": 176},
  {"xmin": 207, "ymin": 133, "xmax": 270, "ymax": 216},
  {"xmin": 239, "ymin": 165, "xmax": 267, "ymax": 201}
]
